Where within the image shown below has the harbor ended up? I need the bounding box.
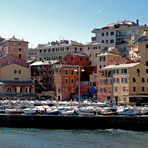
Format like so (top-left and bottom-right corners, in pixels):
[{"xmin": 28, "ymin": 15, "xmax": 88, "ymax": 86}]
[{"xmin": 0, "ymin": 99, "xmax": 148, "ymax": 131}]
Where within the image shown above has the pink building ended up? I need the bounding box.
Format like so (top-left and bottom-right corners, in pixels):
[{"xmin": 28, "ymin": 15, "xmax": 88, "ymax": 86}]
[{"xmin": 0, "ymin": 36, "xmax": 28, "ymax": 62}]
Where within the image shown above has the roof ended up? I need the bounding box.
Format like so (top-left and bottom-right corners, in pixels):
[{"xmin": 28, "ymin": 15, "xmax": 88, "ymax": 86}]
[
  {"xmin": 0, "ymin": 55, "xmax": 27, "ymax": 68},
  {"xmin": 0, "ymin": 80, "xmax": 35, "ymax": 85},
  {"xmin": 103, "ymin": 63, "xmax": 140, "ymax": 70},
  {"xmin": 73, "ymin": 52, "xmax": 88, "ymax": 57},
  {"xmin": 2, "ymin": 36, "xmax": 28, "ymax": 43},
  {"xmin": 97, "ymin": 52, "xmax": 120, "ymax": 57},
  {"xmin": 107, "ymin": 21, "xmax": 137, "ymax": 27},
  {"xmin": 37, "ymin": 40, "xmax": 84, "ymax": 49},
  {"xmin": 30, "ymin": 60, "xmax": 59, "ymax": 66}
]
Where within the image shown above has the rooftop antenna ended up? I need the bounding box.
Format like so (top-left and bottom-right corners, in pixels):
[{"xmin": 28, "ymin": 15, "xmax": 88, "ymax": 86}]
[{"xmin": 59, "ymin": 35, "xmax": 62, "ymax": 41}]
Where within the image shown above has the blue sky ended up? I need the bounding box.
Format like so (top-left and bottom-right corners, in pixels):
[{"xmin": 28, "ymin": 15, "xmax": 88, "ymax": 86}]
[{"xmin": 0, "ymin": 0, "xmax": 147, "ymax": 47}]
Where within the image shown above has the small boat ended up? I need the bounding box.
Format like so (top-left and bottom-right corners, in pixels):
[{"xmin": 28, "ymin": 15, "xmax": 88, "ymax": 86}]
[
  {"xmin": 77, "ymin": 107, "xmax": 96, "ymax": 116},
  {"xmin": 24, "ymin": 107, "xmax": 37, "ymax": 114},
  {"xmin": 5, "ymin": 108, "xmax": 24, "ymax": 114},
  {"xmin": 118, "ymin": 111, "xmax": 137, "ymax": 116},
  {"xmin": 60, "ymin": 109, "xmax": 75, "ymax": 115},
  {"xmin": 46, "ymin": 108, "xmax": 60, "ymax": 115}
]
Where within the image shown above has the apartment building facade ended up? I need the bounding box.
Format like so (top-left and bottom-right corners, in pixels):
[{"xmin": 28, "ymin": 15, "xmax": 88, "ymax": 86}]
[
  {"xmin": 84, "ymin": 42, "xmax": 109, "ymax": 65},
  {"xmin": 92, "ymin": 20, "xmax": 148, "ymax": 56},
  {"xmin": 102, "ymin": 63, "xmax": 148, "ymax": 104},
  {"xmin": 37, "ymin": 40, "xmax": 84, "ymax": 61}
]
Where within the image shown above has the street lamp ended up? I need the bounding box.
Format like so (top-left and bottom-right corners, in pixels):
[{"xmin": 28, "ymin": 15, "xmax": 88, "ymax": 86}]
[{"xmin": 74, "ymin": 66, "xmax": 84, "ymax": 100}]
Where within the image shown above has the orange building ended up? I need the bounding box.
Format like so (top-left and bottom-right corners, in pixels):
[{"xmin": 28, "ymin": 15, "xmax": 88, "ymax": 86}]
[{"xmin": 53, "ymin": 52, "xmax": 96, "ymax": 100}]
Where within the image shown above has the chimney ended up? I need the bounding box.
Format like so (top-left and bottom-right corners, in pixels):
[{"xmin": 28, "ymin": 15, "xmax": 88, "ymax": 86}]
[{"xmin": 136, "ymin": 19, "xmax": 139, "ymax": 25}]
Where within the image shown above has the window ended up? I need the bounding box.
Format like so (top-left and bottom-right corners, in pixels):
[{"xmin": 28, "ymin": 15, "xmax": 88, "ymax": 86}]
[
  {"xmin": 146, "ymin": 44, "xmax": 148, "ymax": 48},
  {"xmin": 110, "ymin": 32, "xmax": 114, "ymax": 36},
  {"xmin": 110, "ymin": 39, "xmax": 114, "ymax": 43},
  {"xmin": 19, "ymin": 70, "xmax": 21, "ymax": 74},
  {"xmin": 71, "ymin": 79, "xmax": 74, "ymax": 83},
  {"xmin": 71, "ymin": 70, "xmax": 74, "ymax": 75},
  {"xmin": 19, "ymin": 48, "xmax": 21, "ymax": 51},
  {"xmin": 114, "ymin": 69, "xmax": 119, "ymax": 74},
  {"xmin": 106, "ymin": 32, "xmax": 109, "ymax": 36},
  {"xmin": 102, "ymin": 40, "xmax": 104, "ymax": 43},
  {"xmin": 65, "ymin": 70, "xmax": 68, "ymax": 74},
  {"xmin": 133, "ymin": 87, "xmax": 136, "ymax": 92},
  {"xmin": 106, "ymin": 40, "xmax": 109, "ymax": 44},
  {"xmin": 142, "ymin": 78, "xmax": 145, "ymax": 82},
  {"xmin": 100, "ymin": 56, "xmax": 105, "ymax": 61},
  {"xmin": 19, "ymin": 54, "xmax": 21, "ymax": 58},
  {"xmin": 123, "ymin": 87, "xmax": 126, "ymax": 92},
  {"xmin": 102, "ymin": 33, "xmax": 104, "ymax": 36},
  {"xmin": 142, "ymin": 87, "xmax": 145, "ymax": 92},
  {"xmin": 14, "ymin": 70, "xmax": 17, "ymax": 74},
  {"xmin": 124, "ymin": 78, "xmax": 127, "ymax": 83},
  {"xmin": 114, "ymin": 87, "xmax": 118, "ymax": 92},
  {"xmin": 65, "ymin": 78, "xmax": 68, "ymax": 83},
  {"xmin": 133, "ymin": 78, "xmax": 136, "ymax": 82}
]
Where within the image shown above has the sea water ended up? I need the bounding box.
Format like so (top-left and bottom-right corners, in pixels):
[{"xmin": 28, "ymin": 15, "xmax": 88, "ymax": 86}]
[{"xmin": 0, "ymin": 128, "xmax": 147, "ymax": 148}]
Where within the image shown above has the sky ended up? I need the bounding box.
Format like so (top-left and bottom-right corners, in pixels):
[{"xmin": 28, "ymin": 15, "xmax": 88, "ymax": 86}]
[{"xmin": 0, "ymin": 0, "xmax": 147, "ymax": 47}]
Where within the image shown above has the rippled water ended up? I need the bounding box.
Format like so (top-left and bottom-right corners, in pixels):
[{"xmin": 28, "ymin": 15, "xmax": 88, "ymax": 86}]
[{"xmin": 0, "ymin": 128, "xmax": 148, "ymax": 148}]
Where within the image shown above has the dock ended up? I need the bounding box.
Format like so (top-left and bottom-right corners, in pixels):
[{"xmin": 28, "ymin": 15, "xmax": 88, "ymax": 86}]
[{"xmin": 0, "ymin": 114, "xmax": 148, "ymax": 131}]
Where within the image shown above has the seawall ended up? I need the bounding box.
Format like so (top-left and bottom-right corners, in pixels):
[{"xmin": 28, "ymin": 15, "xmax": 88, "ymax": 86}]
[{"xmin": 0, "ymin": 114, "xmax": 148, "ymax": 131}]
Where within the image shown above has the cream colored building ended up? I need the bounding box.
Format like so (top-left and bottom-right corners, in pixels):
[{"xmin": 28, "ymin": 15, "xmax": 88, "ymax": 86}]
[
  {"xmin": 37, "ymin": 40, "xmax": 84, "ymax": 61},
  {"xmin": 84, "ymin": 43, "xmax": 108, "ymax": 65},
  {"xmin": 92, "ymin": 20, "xmax": 148, "ymax": 56},
  {"xmin": 103, "ymin": 63, "xmax": 148, "ymax": 104}
]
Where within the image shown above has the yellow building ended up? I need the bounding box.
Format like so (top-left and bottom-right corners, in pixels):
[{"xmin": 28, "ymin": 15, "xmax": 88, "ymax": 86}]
[
  {"xmin": 130, "ymin": 35, "xmax": 148, "ymax": 65},
  {"xmin": 103, "ymin": 63, "xmax": 148, "ymax": 104},
  {"xmin": 0, "ymin": 55, "xmax": 35, "ymax": 99}
]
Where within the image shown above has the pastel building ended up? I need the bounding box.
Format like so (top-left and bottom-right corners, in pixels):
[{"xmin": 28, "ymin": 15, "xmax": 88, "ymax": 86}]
[
  {"xmin": 96, "ymin": 52, "xmax": 130, "ymax": 101},
  {"xmin": 84, "ymin": 42, "xmax": 108, "ymax": 65},
  {"xmin": 37, "ymin": 40, "xmax": 84, "ymax": 61},
  {"xmin": 53, "ymin": 52, "xmax": 96, "ymax": 100},
  {"xmin": 92, "ymin": 20, "xmax": 148, "ymax": 56},
  {"xmin": 130, "ymin": 35, "xmax": 148, "ymax": 65},
  {"xmin": 0, "ymin": 36, "xmax": 28, "ymax": 62},
  {"xmin": 30, "ymin": 60, "xmax": 58, "ymax": 91},
  {"xmin": 0, "ymin": 55, "xmax": 35, "ymax": 99},
  {"xmin": 102, "ymin": 63, "xmax": 148, "ymax": 104}
]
